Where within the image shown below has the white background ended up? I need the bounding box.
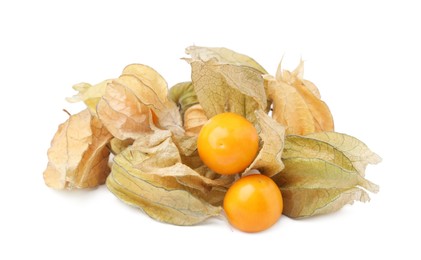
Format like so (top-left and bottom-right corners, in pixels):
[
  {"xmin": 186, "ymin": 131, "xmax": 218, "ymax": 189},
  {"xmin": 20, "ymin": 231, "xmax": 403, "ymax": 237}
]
[{"xmin": 1, "ymin": 0, "xmax": 420, "ymax": 259}]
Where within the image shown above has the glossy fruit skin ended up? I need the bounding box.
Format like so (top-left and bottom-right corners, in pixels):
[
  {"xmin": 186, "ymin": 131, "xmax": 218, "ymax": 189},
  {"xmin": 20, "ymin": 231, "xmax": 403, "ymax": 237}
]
[
  {"xmin": 223, "ymin": 174, "xmax": 283, "ymax": 233},
  {"xmin": 197, "ymin": 112, "xmax": 259, "ymax": 175}
]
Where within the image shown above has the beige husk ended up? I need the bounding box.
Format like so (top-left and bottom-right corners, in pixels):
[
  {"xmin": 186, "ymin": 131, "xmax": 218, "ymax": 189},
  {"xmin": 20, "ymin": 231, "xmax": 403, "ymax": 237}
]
[{"xmin": 43, "ymin": 46, "xmax": 380, "ymax": 224}]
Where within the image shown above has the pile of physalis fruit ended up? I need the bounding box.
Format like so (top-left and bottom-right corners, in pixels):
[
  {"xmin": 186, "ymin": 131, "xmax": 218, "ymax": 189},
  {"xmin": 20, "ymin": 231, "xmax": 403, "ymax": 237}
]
[{"xmin": 43, "ymin": 46, "xmax": 381, "ymax": 233}]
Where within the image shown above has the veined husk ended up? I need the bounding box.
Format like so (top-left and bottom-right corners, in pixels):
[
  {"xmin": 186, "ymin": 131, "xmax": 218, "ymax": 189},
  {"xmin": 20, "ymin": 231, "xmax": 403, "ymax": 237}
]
[{"xmin": 44, "ymin": 46, "xmax": 381, "ymax": 225}]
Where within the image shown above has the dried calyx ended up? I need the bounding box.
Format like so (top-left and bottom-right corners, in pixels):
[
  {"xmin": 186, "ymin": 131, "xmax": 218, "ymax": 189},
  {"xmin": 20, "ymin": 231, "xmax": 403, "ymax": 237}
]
[{"xmin": 43, "ymin": 46, "xmax": 381, "ymax": 224}]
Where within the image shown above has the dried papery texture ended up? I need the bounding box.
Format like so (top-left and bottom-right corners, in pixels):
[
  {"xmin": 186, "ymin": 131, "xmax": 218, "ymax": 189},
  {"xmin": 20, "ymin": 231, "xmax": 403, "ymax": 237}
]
[
  {"xmin": 43, "ymin": 46, "xmax": 382, "ymax": 226},
  {"xmin": 264, "ymin": 61, "xmax": 334, "ymax": 135},
  {"xmin": 186, "ymin": 46, "xmax": 268, "ymax": 74},
  {"xmin": 171, "ymin": 134, "xmax": 203, "ymax": 170},
  {"xmin": 305, "ymin": 132, "xmax": 382, "ymax": 175},
  {"xmin": 43, "ymin": 109, "xmax": 113, "ymax": 189},
  {"xmin": 109, "ymin": 138, "xmax": 133, "ymax": 155},
  {"xmin": 96, "ymin": 64, "xmax": 184, "ymax": 140},
  {"xmin": 244, "ymin": 110, "xmax": 285, "ymax": 177},
  {"xmin": 273, "ymin": 133, "xmax": 380, "ymax": 218},
  {"xmin": 122, "ymin": 64, "xmax": 168, "ymax": 92},
  {"xmin": 171, "ymin": 133, "xmax": 235, "ymax": 191},
  {"xmin": 279, "ymin": 157, "xmax": 378, "ymax": 192},
  {"xmin": 96, "ymin": 79, "xmax": 154, "ymax": 140},
  {"xmin": 121, "ymin": 64, "xmax": 184, "ymax": 136},
  {"xmin": 183, "ymin": 104, "xmax": 208, "ymax": 136},
  {"xmin": 281, "ymin": 187, "xmax": 370, "ymax": 218},
  {"xmin": 106, "ymin": 129, "xmax": 230, "ymax": 225},
  {"xmin": 187, "ymin": 58, "xmax": 267, "ymax": 123},
  {"xmin": 185, "ymin": 46, "xmax": 269, "ymax": 123},
  {"xmin": 282, "ymin": 135, "xmax": 356, "ymax": 172},
  {"xmin": 169, "ymin": 81, "xmax": 198, "ymax": 116},
  {"xmin": 66, "ymin": 80, "xmax": 112, "ymax": 114}
]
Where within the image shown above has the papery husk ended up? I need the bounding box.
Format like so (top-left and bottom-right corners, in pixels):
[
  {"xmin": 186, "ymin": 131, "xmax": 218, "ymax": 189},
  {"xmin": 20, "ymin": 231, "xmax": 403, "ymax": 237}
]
[
  {"xmin": 96, "ymin": 64, "xmax": 184, "ymax": 140},
  {"xmin": 106, "ymin": 129, "xmax": 232, "ymax": 225},
  {"xmin": 305, "ymin": 132, "xmax": 382, "ymax": 175},
  {"xmin": 264, "ymin": 61, "xmax": 334, "ymax": 135},
  {"xmin": 186, "ymin": 45, "xmax": 268, "ymax": 74},
  {"xmin": 244, "ymin": 110, "xmax": 285, "ymax": 177},
  {"xmin": 183, "ymin": 104, "xmax": 207, "ymax": 136},
  {"xmin": 185, "ymin": 46, "xmax": 268, "ymax": 123},
  {"xmin": 122, "ymin": 64, "xmax": 184, "ymax": 136},
  {"xmin": 273, "ymin": 133, "xmax": 380, "ymax": 218},
  {"xmin": 44, "ymin": 46, "xmax": 382, "ymax": 226},
  {"xmin": 169, "ymin": 81, "xmax": 198, "ymax": 117},
  {"xmin": 44, "ymin": 109, "xmax": 112, "ymax": 189},
  {"xmin": 96, "ymin": 78, "xmax": 154, "ymax": 140},
  {"xmin": 66, "ymin": 80, "xmax": 112, "ymax": 114},
  {"xmin": 109, "ymin": 137, "xmax": 134, "ymax": 155}
]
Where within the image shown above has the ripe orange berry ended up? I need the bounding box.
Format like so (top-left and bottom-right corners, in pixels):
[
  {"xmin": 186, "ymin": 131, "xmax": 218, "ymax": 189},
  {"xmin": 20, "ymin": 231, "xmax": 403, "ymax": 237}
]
[
  {"xmin": 223, "ymin": 174, "xmax": 283, "ymax": 232},
  {"xmin": 197, "ymin": 112, "xmax": 259, "ymax": 175}
]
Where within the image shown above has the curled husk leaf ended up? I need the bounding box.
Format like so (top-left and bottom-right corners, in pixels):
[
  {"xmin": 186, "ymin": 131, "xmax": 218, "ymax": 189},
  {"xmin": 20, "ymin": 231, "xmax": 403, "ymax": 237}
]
[
  {"xmin": 109, "ymin": 137, "xmax": 134, "ymax": 155},
  {"xmin": 264, "ymin": 61, "xmax": 334, "ymax": 135},
  {"xmin": 186, "ymin": 45, "xmax": 268, "ymax": 74},
  {"xmin": 106, "ymin": 129, "xmax": 232, "ymax": 225},
  {"xmin": 97, "ymin": 79, "xmax": 154, "ymax": 140},
  {"xmin": 183, "ymin": 104, "xmax": 207, "ymax": 136},
  {"xmin": 272, "ymin": 133, "xmax": 380, "ymax": 218},
  {"xmin": 97, "ymin": 64, "xmax": 184, "ymax": 140},
  {"xmin": 281, "ymin": 187, "xmax": 370, "ymax": 218},
  {"xmin": 66, "ymin": 80, "xmax": 112, "ymax": 114},
  {"xmin": 244, "ymin": 110, "xmax": 285, "ymax": 177},
  {"xmin": 185, "ymin": 47, "xmax": 268, "ymax": 123},
  {"xmin": 305, "ymin": 132, "xmax": 382, "ymax": 175},
  {"xmin": 43, "ymin": 109, "xmax": 113, "ymax": 189},
  {"xmin": 169, "ymin": 81, "xmax": 198, "ymax": 117},
  {"xmin": 122, "ymin": 64, "xmax": 184, "ymax": 135}
]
